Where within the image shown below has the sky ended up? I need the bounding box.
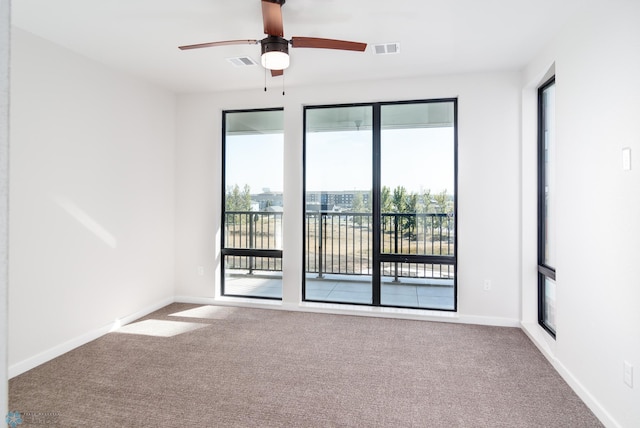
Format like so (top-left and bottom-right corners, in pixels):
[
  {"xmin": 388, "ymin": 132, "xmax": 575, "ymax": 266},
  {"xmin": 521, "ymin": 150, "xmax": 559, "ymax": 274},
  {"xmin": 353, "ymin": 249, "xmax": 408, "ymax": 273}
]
[
  {"xmin": 225, "ymin": 134, "xmax": 284, "ymax": 193},
  {"xmin": 225, "ymin": 127, "xmax": 455, "ymax": 195}
]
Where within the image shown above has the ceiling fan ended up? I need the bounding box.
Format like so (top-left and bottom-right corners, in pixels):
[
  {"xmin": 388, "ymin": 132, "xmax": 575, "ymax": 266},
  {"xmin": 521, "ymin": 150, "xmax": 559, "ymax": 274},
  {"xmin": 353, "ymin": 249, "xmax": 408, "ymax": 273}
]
[{"xmin": 178, "ymin": 0, "xmax": 367, "ymax": 77}]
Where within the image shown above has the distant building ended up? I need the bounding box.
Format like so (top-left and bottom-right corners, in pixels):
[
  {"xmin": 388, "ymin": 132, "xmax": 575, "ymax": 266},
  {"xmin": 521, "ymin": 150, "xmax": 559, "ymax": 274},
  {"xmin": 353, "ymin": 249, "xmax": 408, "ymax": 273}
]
[
  {"xmin": 252, "ymin": 191, "xmax": 283, "ymax": 210},
  {"xmin": 253, "ymin": 190, "xmax": 370, "ymax": 211},
  {"xmin": 306, "ymin": 191, "xmax": 369, "ymax": 210},
  {"xmin": 305, "ymin": 203, "xmax": 339, "ymax": 212}
]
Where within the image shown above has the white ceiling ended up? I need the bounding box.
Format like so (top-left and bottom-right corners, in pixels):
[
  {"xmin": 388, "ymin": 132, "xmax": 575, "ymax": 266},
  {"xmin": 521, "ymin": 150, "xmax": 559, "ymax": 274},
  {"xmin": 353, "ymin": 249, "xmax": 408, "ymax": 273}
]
[{"xmin": 12, "ymin": 0, "xmax": 598, "ymax": 94}]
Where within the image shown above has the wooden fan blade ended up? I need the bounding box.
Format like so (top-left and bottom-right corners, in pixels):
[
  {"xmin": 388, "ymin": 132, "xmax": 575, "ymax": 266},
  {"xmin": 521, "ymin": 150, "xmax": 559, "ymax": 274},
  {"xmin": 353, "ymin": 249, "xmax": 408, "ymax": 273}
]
[
  {"xmin": 271, "ymin": 69, "xmax": 284, "ymax": 77},
  {"xmin": 262, "ymin": 0, "xmax": 284, "ymax": 37},
  {"xmin": 291, "ymin": 37, "xmax": 367, "ymax": 52},
  {"xmin": 179, "ymin": 39, "xmax": 258, "ymax": 50}
]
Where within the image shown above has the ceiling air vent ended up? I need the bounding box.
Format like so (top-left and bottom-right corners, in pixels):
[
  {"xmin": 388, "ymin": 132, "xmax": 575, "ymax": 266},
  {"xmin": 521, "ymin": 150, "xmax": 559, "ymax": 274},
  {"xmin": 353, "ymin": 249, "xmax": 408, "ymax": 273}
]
[
  {"xmin": 373, "ymin": 42, "xmax": 400, "ymax": 55},
  {"xmin": 226, "ymin": 56, "xmax": 258, "ymax": 67}
]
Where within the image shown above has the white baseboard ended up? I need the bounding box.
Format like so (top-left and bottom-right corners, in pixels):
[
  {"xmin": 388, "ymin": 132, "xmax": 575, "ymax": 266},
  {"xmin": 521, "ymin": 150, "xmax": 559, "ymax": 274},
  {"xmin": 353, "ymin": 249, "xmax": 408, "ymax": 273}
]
[
  {"xmin": 9, "ymin": 296, "xmax": 174, "ymax": 379},
  {"xmin": 175, "ymin": 295, "xmax": 282, "ymax": 308},
  {"xmin": 457, "ymin": 314, "xmax": 520, "ymax": 327},
  {"xmin": 177, "ymin": 295, "xmax": 520, "ymax": 327},
  {"xmin": 521, "ymin": 322, "xmax": 620, "ymax": 428},
  {"xmin": 173, "ymin": 295, "xmax": 217, "ymax": 305}
]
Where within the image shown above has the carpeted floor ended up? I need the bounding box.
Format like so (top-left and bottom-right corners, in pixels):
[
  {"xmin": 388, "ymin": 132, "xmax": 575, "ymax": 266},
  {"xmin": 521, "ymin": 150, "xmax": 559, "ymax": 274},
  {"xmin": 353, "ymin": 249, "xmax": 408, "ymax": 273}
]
[{"xmin": 9, "ymin": 303, "xmax": 603, "ymax": 427}]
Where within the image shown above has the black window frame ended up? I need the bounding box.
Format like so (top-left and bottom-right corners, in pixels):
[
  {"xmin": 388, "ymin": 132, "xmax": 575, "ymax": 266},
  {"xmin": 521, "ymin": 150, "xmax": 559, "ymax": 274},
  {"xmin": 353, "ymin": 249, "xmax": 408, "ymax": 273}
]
[
  {"xmin": 302, "ymin": 98, "xmax": 458, "ymax": 311},
  {"xmin": 537, "ymin": 77, "xmax": 557, "ymax": 337},
  {"xmin": 221, "ymin": 107, "xmax": 284, "ymax": 300}
]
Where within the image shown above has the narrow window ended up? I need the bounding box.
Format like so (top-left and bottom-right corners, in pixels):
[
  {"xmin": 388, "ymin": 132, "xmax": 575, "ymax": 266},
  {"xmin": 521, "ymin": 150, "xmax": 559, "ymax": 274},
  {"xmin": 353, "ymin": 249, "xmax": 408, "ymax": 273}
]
[
  {"xmin": 222, "ymin": 109, "xmax": 284, "ymax": 299},
  {"xmin": 538, "ymin": 78, "xmax": 556, "ymax": 336}
]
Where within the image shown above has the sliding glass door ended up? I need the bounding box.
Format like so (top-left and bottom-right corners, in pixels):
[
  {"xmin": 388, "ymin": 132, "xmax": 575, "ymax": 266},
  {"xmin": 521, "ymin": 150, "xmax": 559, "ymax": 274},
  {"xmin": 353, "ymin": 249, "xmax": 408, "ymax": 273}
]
[{"xmin": 304, "ymin": 100, "xmax": 457, "ymax": 310}]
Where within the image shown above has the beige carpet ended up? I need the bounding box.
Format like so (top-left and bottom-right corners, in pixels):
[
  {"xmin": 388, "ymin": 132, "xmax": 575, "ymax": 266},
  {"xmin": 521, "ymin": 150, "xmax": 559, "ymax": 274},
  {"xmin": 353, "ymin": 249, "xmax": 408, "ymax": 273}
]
[{"xmin": 9, "ymin": 303, "xmax": 603, "ymax": 427}]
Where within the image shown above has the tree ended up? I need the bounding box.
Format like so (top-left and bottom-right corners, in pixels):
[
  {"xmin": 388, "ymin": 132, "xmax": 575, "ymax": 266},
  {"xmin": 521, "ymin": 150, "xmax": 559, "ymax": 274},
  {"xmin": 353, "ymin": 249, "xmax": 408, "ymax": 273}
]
[
  {"xmin": 405, "ymin": 192, "xmax": 417, "ymax": 213},
  {"xmin": 225, "ymin": 184, "xmax": 252, "ymax": 224},
  {"xmin": 389, "ymin": 186, "xmax": 420, "ymax": 238},
  {"xmin": 225, "ymin": 184, "xmax": 251, "ymax": 211},
  {"xmin": 419, "ymin": 189, "xmax": 434, "ymax": 235},
  {"xmin": 421, "ymin": 189, "xmax": 433, "ymax": 214},
  {"xmin": 380, "ymin": 186, "xmax": 393, "ymax": 231},
  {"xmin": 242, "ymin": 184, "xmax": 251, "ymax": 211},
  {"xmin": 351, "ymin": 192, "xmax": 364, "ymax": 213},
  {"xmin": 392, "ymin": 185, "xmax": 407, "ymax": 213},
  {"xmin": 351, "ymin": 192, "xmax": 365, "ymax": 225},
  {"xmin": 433, "ymin": 190, "xmax": 450, "ymax": 214},
  {"xmin": 432, "ymin": 189, "xmax": 451, "ymax": 234},
  {"xmin": 225, "ymin": 184, "xmax": 240, "ymax": 211},
  {"xmin": 404, "ymin": 192, "xmax": 418, "ymax": 238},
  {"xmin": 381, "ymin": 186, "xmax": 393, "ymax": 213}
]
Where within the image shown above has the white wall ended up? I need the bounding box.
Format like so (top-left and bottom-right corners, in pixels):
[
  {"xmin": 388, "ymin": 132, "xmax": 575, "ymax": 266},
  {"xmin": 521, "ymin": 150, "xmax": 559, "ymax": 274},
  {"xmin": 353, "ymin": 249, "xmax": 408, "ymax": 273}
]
[
  {"xmin": 175, "ymin": 71, "xmax": 523, "ymax": 326},
  {"xmin": 521, "ymin": 2, "xmax": 640, "ymax": 427},
  {"xmin": 8, "ymin": 29, "xmax": 176, "ymax": 373}
]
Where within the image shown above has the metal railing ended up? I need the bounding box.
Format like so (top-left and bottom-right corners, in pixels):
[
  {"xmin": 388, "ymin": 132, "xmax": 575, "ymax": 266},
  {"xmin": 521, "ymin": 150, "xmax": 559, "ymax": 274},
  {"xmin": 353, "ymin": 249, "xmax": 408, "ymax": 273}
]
[
  {"xmin": 225, "ymin": 211, "xmax": 455, "ymax": 279},
  {"xmin": 224, "ymin": 211, "xmax": 283, "ymax": 273},
  {"xmin": 306, "ymin": 212, "xmax": 455, "ymax": 280}
]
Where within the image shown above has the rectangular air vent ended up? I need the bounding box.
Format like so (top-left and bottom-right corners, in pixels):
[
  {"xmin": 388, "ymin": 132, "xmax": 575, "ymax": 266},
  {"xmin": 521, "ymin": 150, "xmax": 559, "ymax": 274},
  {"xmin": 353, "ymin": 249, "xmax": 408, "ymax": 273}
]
[
  {"xmin": 373, "ymin": 42, "xmax": 400, "ymax": 55},
  {"xmin": 226, "ymin": 56, "xmax": 258, "ymax": 67}
]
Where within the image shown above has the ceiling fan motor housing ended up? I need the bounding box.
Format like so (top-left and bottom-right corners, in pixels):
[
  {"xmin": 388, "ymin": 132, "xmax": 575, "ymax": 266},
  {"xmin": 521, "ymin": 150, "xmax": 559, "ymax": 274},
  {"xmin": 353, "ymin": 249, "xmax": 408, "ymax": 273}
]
[{"xmin": 262, "ymin": 36, "xmax": 289, "ymax": 56}]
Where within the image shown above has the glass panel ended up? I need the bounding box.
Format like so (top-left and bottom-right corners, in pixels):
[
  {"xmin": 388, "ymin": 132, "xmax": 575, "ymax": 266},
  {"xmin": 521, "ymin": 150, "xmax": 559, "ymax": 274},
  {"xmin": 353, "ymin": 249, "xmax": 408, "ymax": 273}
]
[
  {"xmin": 381, "ymin": 261, "xmax": 454, "ymax": 280},
  {"xmin": 224, "ymin": 255, "xmax": 282, "ymax": 299},
  {"xmin": 224, "ymin": 211, "xmax": 283, "ymax": 250},
  {"xmin": 538, "ymin": 79, "xmax": 556, "ymax": 336},
  {"xmin": 223, "ymin": 109, "xmax": 283, "ymax": 299},
  {"xmin": 381, "ymin": 262, "xmax": 454, "ymax": 309},
  {"xmin": 380, "ymin": 213, "xmax": 454, "ymax": 256},
  {"xmin": 304, "ymin": 106, "xmax": 373, "ymax": 304},
  {"xmin": 380, "ymin": 103, "xmax": 455, "ymax": 255},
  {"xmin": 542, "ymin": 84, "xmax": 556, "ymax": 267},
  {"xmin": 380, "ymin": 102, "xmax": 455, "ymax": 309},
  {"xmin": 305, "ymin": 212, "xmax": 372, "ymax": 276},
  {"xmin": 543, "ymin": 277, "xmax": 556, "ymax": 332}
]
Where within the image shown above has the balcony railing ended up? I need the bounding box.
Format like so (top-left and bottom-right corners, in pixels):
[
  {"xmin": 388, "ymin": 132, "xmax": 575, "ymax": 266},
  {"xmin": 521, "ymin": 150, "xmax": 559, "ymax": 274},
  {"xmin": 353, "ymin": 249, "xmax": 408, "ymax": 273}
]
[
  {"xmin": 224, "ymin": 211, "xmax": 283, "ymax": 273},
  {"xmin": 224, "ymin": 211, "xmax": 455, "ymax": 280}
]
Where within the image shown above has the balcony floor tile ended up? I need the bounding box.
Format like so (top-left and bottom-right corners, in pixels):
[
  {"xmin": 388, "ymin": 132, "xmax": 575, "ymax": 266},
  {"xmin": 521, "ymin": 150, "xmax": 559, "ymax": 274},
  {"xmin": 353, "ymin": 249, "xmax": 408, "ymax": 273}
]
[
  {"xmin": 322, "ymin": 290, "xmax": 372, "ymax": 305},
  {"xmin": 224, "ymin": 272, "xmax": 454, "ymax": 309},
  {"xmin": 224, "ymin": 275, "xmax": 282, "ymax": 298},
  {"xmin": 381, "ymin": 293, "xmax": 419, "ymax": 307},
  {"xmin": 381, "ymin": 284, "xmax": 418, "ymax": 296},
  {"xmin": 305, "ymin": 288, "xmax": 332, "ymax": 300},
  {"xmin": 417, "ymin": 295, "xmax": 455, "ymax": 310},
  {"xmin": 416, "ymin": 286, "xmax": 454, "ymax": 298}
]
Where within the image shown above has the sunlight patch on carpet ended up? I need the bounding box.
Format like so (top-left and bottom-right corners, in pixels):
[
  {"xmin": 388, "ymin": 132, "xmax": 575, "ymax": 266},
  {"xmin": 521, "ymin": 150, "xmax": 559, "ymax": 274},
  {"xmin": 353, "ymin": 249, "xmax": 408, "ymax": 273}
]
[{"xmin": 115, "ymin": 319, "xmax": 208, "ymax": 337}]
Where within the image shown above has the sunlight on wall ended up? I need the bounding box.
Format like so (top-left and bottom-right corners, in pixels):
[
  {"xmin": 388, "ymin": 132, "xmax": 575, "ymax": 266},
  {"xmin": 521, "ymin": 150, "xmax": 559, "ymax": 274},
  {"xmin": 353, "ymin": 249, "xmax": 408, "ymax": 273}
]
[{"xmin": 51, "ymin": 194, "xmax": 117, "ymax": 248}]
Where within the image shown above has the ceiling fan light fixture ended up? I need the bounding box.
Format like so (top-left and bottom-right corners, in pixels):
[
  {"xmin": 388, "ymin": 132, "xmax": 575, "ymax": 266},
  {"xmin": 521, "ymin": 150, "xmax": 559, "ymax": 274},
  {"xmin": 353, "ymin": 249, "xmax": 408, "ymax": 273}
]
[{"xmin": 261, "ymin": 36, "xmax": 290, "ymax": 70}]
